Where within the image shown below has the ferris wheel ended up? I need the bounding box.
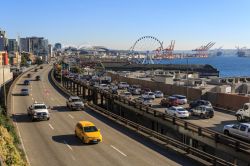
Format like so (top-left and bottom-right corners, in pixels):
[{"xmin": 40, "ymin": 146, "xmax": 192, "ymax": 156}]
[{"xmin": 129, "ymin": 36, "xmax": 163, "ymax": 64}]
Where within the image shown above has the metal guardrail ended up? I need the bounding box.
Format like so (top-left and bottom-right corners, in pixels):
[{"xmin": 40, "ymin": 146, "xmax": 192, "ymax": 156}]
[{"xmin": 51, "ymin": 69, "xmax": 235, "ymax": 166}]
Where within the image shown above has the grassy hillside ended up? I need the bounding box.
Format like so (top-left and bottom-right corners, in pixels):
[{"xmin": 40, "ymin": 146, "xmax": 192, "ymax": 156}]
[{"xmin": 0, "ymin": 109, "xmax": 27, "ymax": 166}]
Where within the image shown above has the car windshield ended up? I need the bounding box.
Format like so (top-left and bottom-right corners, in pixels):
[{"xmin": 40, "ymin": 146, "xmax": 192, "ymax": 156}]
[
  {"xmin": 34, "ymin": 105, "xmax": 46, "ymax": 109},
  {"xmin": 84, "ymin": 126, "xmax": 98, "ymax": 132},
  {"xmin": 72, "ymin": 99, "xmax": 81, "ymax": 102},
  {"xmin": 206, "ymin": 108, "xmax": 214, "ymax": 112}
]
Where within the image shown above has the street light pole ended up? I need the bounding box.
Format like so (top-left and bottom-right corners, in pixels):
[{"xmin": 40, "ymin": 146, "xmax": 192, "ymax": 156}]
[
  {"xmin": 2, "ymin": 64, "xmax": 6, "ymax": 108},
  {"xmin": 186, "ymin": 58, "xmax": 189, "ymax": 99}
]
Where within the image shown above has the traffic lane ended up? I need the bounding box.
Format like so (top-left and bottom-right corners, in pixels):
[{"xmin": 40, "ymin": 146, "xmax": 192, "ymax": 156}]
[
  {"xmin": 39, "ymin": 67, "xmax": 200, "ymax": 166},
  {"xmin": 34, "ymin": 68, "xmax": 132, "ymax": 166},
  {"xmin": 12, "ymin": 78, "xmax": 71, "ymax": 166}
]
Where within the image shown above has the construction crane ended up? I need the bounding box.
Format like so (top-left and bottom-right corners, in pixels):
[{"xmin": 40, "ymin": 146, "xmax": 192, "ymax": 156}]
[
  {"xmin": 162, "ymin": 40, "xmax": 175, "ymax": 59},
  {"xmin": 192, "ymin": 42, "xmax": 215, "ymax": 58}
]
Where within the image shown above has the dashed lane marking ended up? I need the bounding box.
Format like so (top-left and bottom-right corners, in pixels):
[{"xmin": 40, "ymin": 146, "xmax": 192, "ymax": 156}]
[
  {"xmin": 48, "ymin": 124, "xmax": 54, "ymax": 130},
  {"xmin": 110, "ymin": 145, "xmax": 127, "ymax": 157},
  {"xmin": 63, "ymin": 140, "xmax": 73, "ymax": 151},
  {"xmin": 68, "ymin": 114, "xmax": 74, "ymax": 119}
]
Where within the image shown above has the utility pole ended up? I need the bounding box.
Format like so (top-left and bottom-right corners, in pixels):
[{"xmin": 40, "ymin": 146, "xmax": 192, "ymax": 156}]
[{"xmin": 186, "ymin": 58, "xmax": 189, "ymax": 100}]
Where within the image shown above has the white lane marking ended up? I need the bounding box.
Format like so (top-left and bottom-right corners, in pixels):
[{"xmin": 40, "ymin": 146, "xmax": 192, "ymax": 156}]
[
  {"xmin": 63, "ymin": 140, "xmax": 73, "ymax": 151},
  {"xmin": 71, "ymin": 155, "xmax": 76, "ymax": 161},
  {"xmin": 32, "ymin": 97, "xmax": 34, "ymax": 100},
  {"xmin": 110, "ymin": 145, "xmax": 127, "ymax": 157},
  {"xmin": 48, "ymin": 124, "xmax": 54, "ymax": 130},
  {"xmin": 12, "ymin": 91, "xmax": 31, "ymax": 165},
  {"xmin": 30, "ymin": 94, "xmax": 32, "ymax": 96},
  {"xmin": 68, "ymin": 114, "xmax": 74, "ymax": 119}
]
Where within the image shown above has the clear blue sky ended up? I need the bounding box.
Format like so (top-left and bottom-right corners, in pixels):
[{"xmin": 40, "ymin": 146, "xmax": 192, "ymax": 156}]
[{"xmin": 1, "ymin": 0, "xmax": 250, "ymax": 50}]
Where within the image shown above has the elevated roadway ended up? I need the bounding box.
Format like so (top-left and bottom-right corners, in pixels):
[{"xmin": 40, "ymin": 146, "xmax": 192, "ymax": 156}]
[{"xmin": 10, "ymin": 65, "xmax": 199, "ymax": 166}]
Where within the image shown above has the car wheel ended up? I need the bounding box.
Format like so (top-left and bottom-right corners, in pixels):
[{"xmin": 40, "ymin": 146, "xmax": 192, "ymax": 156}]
[
  {"xmin": 82, "ymin": 137, "xmax": 86, "ymax": 144},
  {"xmin": 74, "ymin": 131, "xmax": 77, "ymax": 137},
  {"xmin": 200, "ymin": 114, "xmax": 205, "ymax": 119},
  {"xmin": 224, "ymin": 130, "xmax": 230, "ymax": 136},
  {"xmin": 236, "ymin": 115, "xmax": 243, "ymax": 122},
  {"xmin": 31, "ymin": 117, "xmax": 35, "ymax": 122},
  {"xmin": 47, "ymin": 117, "xmax": 50, "ymax": 120}
]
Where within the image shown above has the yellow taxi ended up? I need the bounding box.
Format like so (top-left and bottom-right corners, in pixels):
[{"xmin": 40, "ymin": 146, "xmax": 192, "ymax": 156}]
[{"xmin": 75, "ymin": 121, "xmax": 102, "ymax": 144}]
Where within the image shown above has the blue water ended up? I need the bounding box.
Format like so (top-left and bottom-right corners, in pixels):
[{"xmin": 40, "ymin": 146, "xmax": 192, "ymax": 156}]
[{"xmin": 157, "ymin": 56, "xmax": 250, "ymax": 77}]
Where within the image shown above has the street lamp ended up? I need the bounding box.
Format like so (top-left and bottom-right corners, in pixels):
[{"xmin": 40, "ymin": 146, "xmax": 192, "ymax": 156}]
[{"xmin": 186, "ymin": 57, "xmax": 189, "ymax": 100}]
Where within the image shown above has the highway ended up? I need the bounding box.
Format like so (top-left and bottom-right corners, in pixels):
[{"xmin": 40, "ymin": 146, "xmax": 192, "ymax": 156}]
[{"xmin": 11, "ymin": 65, "xmax": 200, "ymax": 166}]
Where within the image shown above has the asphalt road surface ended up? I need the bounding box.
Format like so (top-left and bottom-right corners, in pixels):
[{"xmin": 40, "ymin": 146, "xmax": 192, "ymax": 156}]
[{"xmin": 11, "ymin": 65, "xmax": 200, "ymax": 166}]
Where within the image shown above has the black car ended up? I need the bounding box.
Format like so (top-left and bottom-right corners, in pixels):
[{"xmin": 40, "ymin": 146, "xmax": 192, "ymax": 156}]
[
  {"xmin": 24, "ymin": 80, "xmax": 30, "ymax": 85},
  {"xmin": 36, "ymin": 76, "xmax": 41, "ymax": 81},
  {"xmin": 189, "ymin": 100, "xmax": 212, "ymax": 109}
]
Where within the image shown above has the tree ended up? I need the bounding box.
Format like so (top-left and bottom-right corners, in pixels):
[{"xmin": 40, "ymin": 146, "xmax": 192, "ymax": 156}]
[
  {"xmin": 20, "ymin": 56, "xmax": 27, "ymax": 67},
  {"xmin": 34, "ymin": 57, "xmax": 43, "ymax": 65}
]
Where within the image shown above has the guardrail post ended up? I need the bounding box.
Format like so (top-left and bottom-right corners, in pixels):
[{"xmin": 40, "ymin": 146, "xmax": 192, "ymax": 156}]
[
  {"xmin": 214, "ymin": 133, "xmax": 219, "ymax": 143},
  {"xmin": 235, "ymin": 141, "xmax": 239, "ymax": 151},
  {"xmin": 101, "ymin": 95, "xmax": 104, "ymax": 106},
  {"xmin": 198, "ymin": 127, "xmax": 202, "ymax": 136},
  {"xmin": 184, "ymin": 122, "xmax": 188, "ymax": 130},
  {"xmin": 172, "ymin": 117, "xmax": 176, "ymax": 125},
  {"xmin": 76, "ymin": 84, "xmax": 80, "ymax": 96},
  {"xmin": 213, "ymin": 158, "xmax": 217, "ymax": 165},
  {"xmin": 73, "ymin": 82, "xmax": 76, "ymax": 94},
  {"xmin": 82, "ymin": 86, "xmax": 86, "ymax": 99}
]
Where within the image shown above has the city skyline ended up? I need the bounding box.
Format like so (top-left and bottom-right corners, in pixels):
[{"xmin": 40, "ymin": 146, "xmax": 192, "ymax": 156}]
[{"xmin": 1, "ymin": 0, "xmax": 250, "ymax": 50}]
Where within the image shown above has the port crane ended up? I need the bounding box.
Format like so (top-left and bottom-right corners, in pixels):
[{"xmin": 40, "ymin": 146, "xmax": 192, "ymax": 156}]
[{"xmin": 192, "ymin": 42, "xmax": 215, "ymax": 58}]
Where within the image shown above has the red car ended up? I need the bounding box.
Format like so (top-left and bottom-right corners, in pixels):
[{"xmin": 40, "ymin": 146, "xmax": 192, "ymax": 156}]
[{"xmin": 160, "ymin": 96, "xmax": 178, "ymax": 107}]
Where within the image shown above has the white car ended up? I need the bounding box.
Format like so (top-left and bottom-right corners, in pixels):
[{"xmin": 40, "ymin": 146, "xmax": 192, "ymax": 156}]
[
  {"xmin": 172, "ymin": 95, "xmax": 187, "ymax": 105},
  {"xmin": 120, "ymin": 91, "xmax": 132, "ymax": 99},
  {"xmin": 154, "ymin": 91, "xmax": 164, "ymax": 98},
  {"xmin": 118, "ymin": 82, "xmax": 130, "ymax": 89},
  {"xmin": 142, "ymin": 92, "xmax": 155, "ymax": 99},
  {"xmin": 165, "ymin": 106, "xmax": 189, "ymax": 118},
  {"xmin": 99, "ymin": 84, "xmax": 109, "ymax": 90},
  {"xmin": 223, "ymin": 123, "xmax": 250, "ymax": 141},
  {"xmin": 143, "ymin": 98, "xmax": 153, "ymax": 107},
  {"xmin": 66, "ymin": 96, "xmax": 84, "ymax": 111},
  {"xmin": 27, "ymin": 102, "xmax": 50, "ymax": 121}
]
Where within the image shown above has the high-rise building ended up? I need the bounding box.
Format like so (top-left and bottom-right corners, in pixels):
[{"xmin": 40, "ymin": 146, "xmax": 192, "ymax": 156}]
[
  {"xmin": 19, "ymin": 37, "xmax": 49, "ymax": 56},
  {"xmin": 20, "ymin": 38, "xmax": 29, "ymax": 52},
  {"xmin": 0, "ymin": 30, "xmax": 7, "ymax": 51},
  {"xmin": 8, "ymin": 39, "xmax": 18, "ymax": 52},
  {"xmin": 54, "ymin": 43, "xmax": 62, "ymax": 50}
]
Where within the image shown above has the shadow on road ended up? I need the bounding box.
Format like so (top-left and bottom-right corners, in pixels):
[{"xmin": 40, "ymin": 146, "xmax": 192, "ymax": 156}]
[
  {"xmin": 52, "ymin": 134, "xmax": 94, "ymax": 146},
  {"xmin": 12, "ymin": 93, "xmax": 25, "ymax": 96},
  {"xmin": 12, "ymin": 113, "xmax": 32, "ymax": 123},
  {"xmin": 51, "ymin": 106, "xmax": 73, "ymax": 112}
]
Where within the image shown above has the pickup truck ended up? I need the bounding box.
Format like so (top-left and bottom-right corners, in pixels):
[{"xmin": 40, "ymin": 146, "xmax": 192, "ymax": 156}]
[
  {"xmin": 223, "ymin": 123, "xmax": 250, "ymax": 141},
  {"xmin": 66, "ymin": 96, "xmax": 84, "ymax": 111},
  {"xmin": 235, "ymin": 103, "xmax": 250, "ymax": 122},
  {"xmin": 27, "ymin": 102, "xmax": 50, "ymax": 121}
]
